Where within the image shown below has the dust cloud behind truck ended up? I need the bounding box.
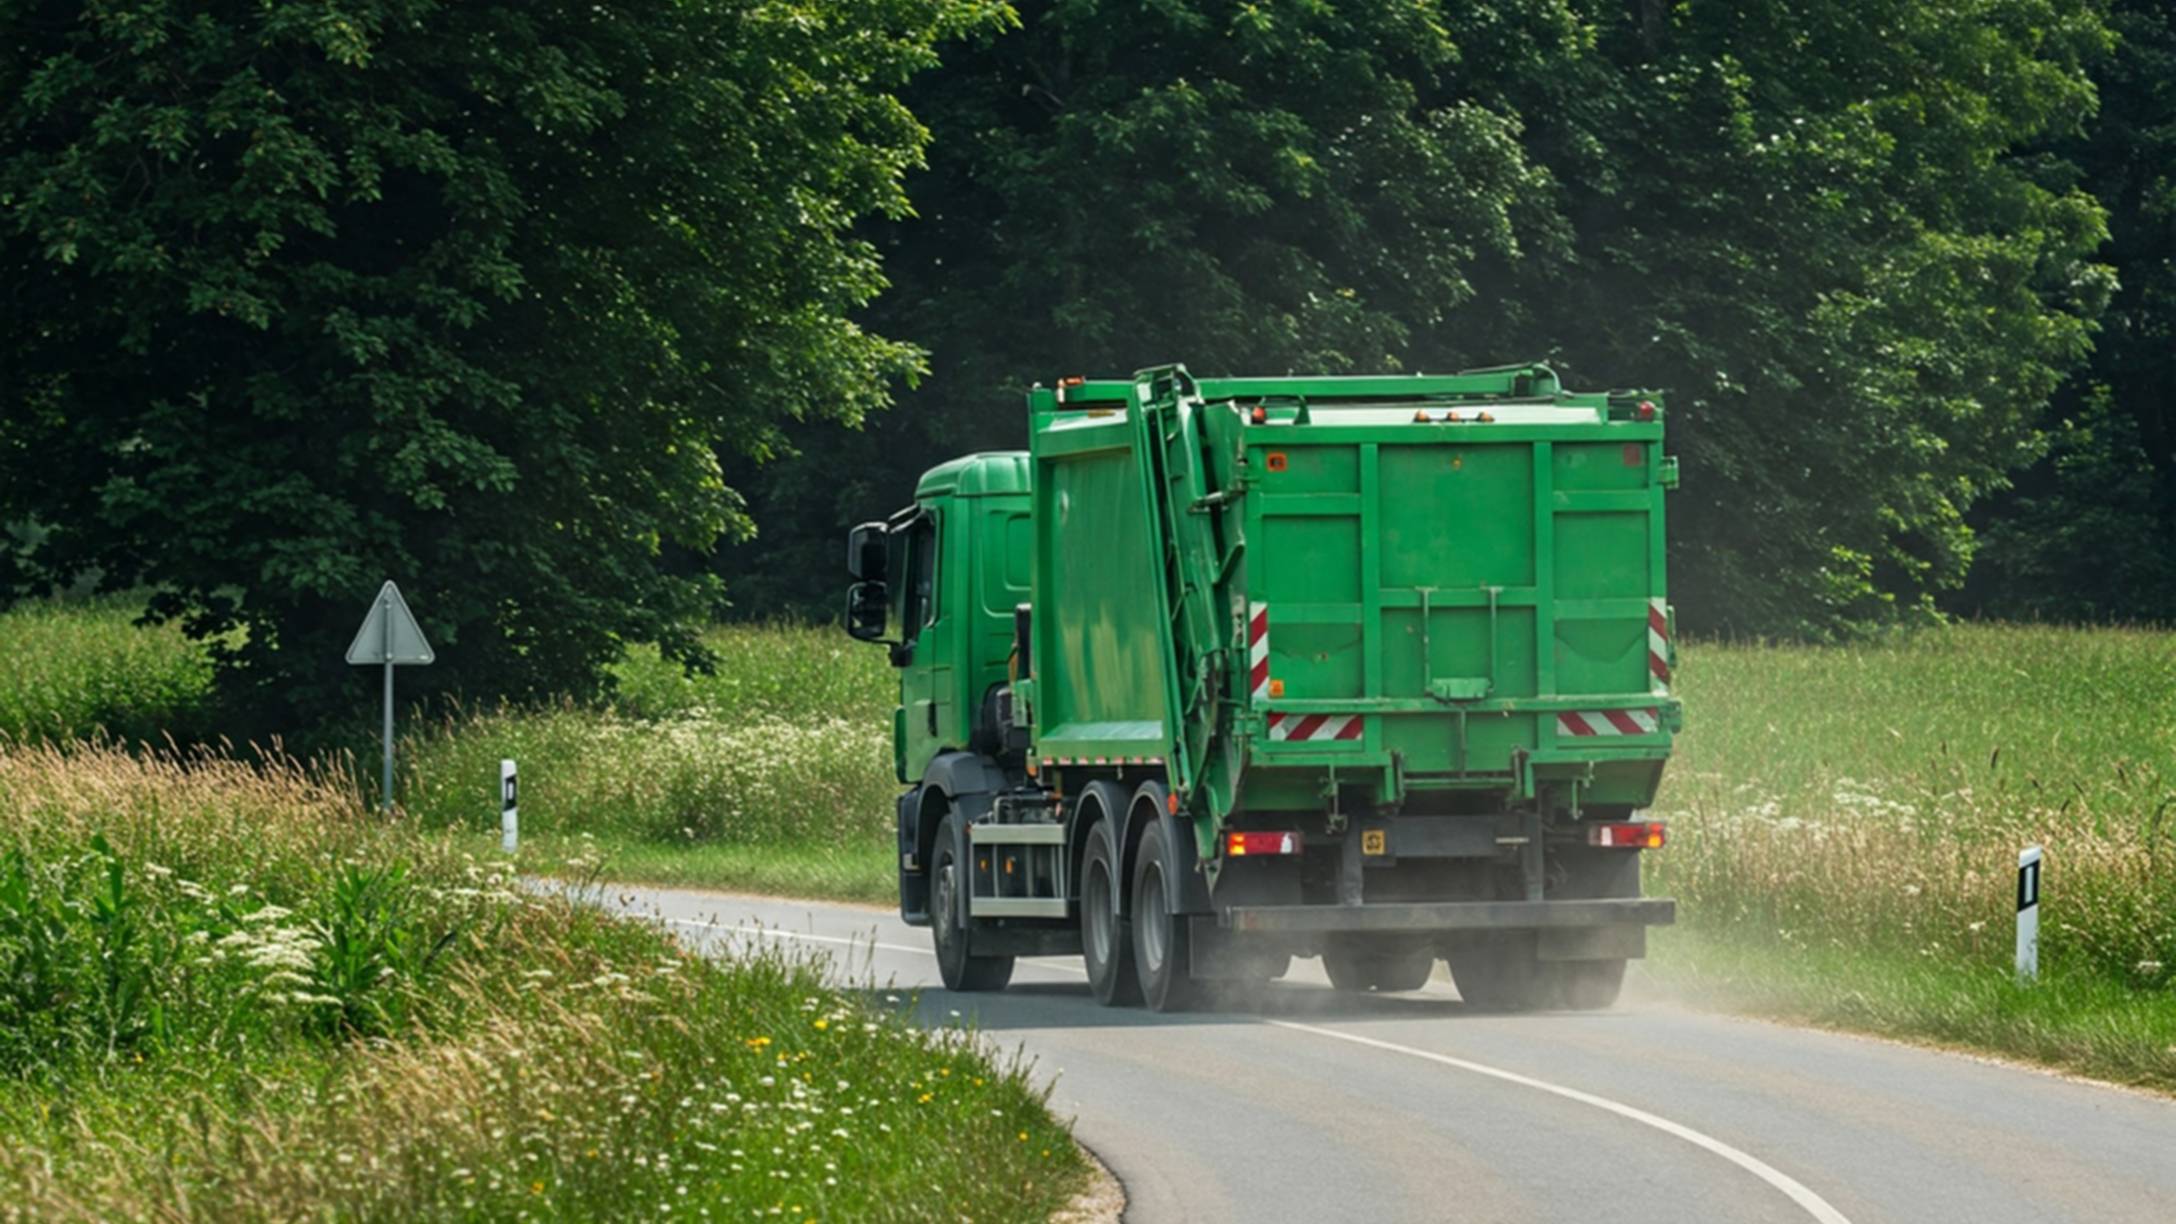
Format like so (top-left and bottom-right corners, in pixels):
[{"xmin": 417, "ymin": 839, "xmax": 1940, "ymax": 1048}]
[{"xmin": 844, "ymin": 363, "xmax": 1680, "ymax": 1011}]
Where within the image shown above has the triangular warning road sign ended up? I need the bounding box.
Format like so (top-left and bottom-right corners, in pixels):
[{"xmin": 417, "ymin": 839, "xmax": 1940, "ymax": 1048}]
[{"xmin": 346, "ymin": 580, "xmax": 435, "ymax": 665}]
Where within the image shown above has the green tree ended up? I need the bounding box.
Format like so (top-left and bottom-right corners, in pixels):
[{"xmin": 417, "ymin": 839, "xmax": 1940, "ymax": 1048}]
[
  {"xmin": 731, "ymin": 0, "xmax": 1586, "ymax": 614},
  {"xmin": 737, "ymin": 0, "xmax": 2114, "ymax": 636},
  {"xmin": 1508, "ymin": 0, "xmax": 2114, "ymax": 633},
  {"xmin": 1964, "ymin": 0, "xmax": 2176, "ymax": 622},
  {"xmin": 1967, "ymin": 389, "xmax": 2176, "ymax": 619},
  {"xmin": 0, "ymin": 0, "xmax": 997, "ymax": 726}
]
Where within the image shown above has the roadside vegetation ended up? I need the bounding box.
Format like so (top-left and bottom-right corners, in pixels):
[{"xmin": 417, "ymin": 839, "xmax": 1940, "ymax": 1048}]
[
  {"xmin": 403, "ymin": 625, "xmax": 900, "ymax": 901},
  {"xmin": 10, "ymin": 599, "xmax": 2175, "ymax": 1094},
  {"xmin": 1647, "ymin": 623, "xmax": 2176, "ymax": 1091},
  {"xmin": 0, "ymin": 597, "xmax": 216, "ymax": 745},
  {"xmin": 0, "ymin": 613, "xmax": 1084, "ymax": 1221}
]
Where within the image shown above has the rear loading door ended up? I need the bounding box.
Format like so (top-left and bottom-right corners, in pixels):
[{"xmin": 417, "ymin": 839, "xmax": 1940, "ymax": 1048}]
[{"xmin": 1246, "ymin": 415, "xmax": 1672, "ymax": 798}]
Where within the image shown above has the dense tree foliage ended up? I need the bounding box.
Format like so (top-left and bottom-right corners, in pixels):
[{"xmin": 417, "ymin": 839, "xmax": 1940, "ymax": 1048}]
[
  {"xmin": 739, "ymin": 0, "xmax": 2118, "ymax": 636},
  {"xmin": 3, "ymin": 0, "xmax": 2160, "ymax": 713},
  {"xmin": 0, "ymin": 0, "xmax": 996, "ymax": 723},
  {"xmin": 1964, "ymin": 0, "xmax": 2176, "ymax": 622}
]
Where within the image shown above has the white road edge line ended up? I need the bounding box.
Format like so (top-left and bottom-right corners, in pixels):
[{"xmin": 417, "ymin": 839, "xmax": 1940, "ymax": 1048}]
[
  {"xmin": 657, "ymin": 914, "xmax": 1852, "ymax": 1224},
  {"xmin": 1264, "ymin": 1018, "xmax": 1852, "ymax": 1224}
]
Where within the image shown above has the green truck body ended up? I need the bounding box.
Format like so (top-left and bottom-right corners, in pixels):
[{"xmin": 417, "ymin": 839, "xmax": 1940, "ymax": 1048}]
[{"xmin": 845, "ymin": 363, "xmax": 1681, "ymax": 1011}]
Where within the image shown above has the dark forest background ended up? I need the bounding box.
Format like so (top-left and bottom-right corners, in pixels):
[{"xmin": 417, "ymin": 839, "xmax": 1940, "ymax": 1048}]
[
  {"xmin": 730, "ymin": 0, "xmax": 2174, "ymax": 636},
  {"xmin": 3, "ymin": 0, "xmax": 2169, "ymax": 721}
]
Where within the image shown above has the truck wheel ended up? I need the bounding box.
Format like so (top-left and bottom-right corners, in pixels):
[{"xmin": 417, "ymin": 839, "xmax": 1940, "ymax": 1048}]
[
  {"xmin": 1131, "ymin": 820, "xmax": 1201, "ymax": 1013},
  {"xmin": 1081, "ymin": 818, "xmax": 1140, "ymax": 1006},
  {"xmin": 1443, "ymin": 932, "xmax": 1547, "ymax": 1011},
  {"xmin": 1545, "ymin": 959, "xmax": 1627, "ymax": 1010},
  {"xmin": 931, "ymin": 815, "xmax": 1013, "ymax": 993},
  {"xmin": 1322, "ymin": 942, "xmax": 1436, "ymax": 993}
]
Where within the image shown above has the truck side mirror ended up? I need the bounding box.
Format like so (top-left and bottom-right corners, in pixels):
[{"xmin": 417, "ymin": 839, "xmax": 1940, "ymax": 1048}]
[
  {"xmin": 845, "ymin": 580, "xmax": 889, "ymax": 642},
  {"xmin": 847, "ymin": 522, "xmax": 889, "ymax": 581}
]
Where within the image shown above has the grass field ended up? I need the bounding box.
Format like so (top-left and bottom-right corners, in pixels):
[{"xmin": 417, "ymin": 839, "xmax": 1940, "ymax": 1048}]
[
  {"xmin": 1646, "ymin": 622, "xmax": 2176, "ymax": 1089},
  {"xmin": 399, "ymin": 625, "xmax": 901, "ymax": 899},
  {"xmin": 0, "ymin": 610, "xmax": 1084, "ymax": 1221},
  {"xmin": 8, "ymin": 598, "xmax": 2175, "ymax": 1093}
]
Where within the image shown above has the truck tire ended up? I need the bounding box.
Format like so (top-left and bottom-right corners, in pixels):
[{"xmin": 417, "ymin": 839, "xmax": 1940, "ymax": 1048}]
[
  {"xmin": 1081, "ymin": 818, "xmax": 1140, "ymax": 1007},
  {"xmin": 1443, "ymin": 932, "xmax": 1547, "ymax": 1011},
  {"xmin": 1546, "ymin": 959, "xmax": 1627, "ymax": 1010},
  {"xmin": 931, "ymin": 815, "xmax": 1013, "ymax": 993},
  {"xmin": 1322, "ymin": 941, "xmax": 1436, "ymax": 993},
  {"xmin": 1131, "ymin": 820, "xmax": 1201, "ymax": 1013}
]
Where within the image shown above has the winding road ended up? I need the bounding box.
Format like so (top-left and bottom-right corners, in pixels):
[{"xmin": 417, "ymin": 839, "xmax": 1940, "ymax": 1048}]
[{"xmin": 600, "ymin": 885, "xmax": 2176, "ymax": 1223}]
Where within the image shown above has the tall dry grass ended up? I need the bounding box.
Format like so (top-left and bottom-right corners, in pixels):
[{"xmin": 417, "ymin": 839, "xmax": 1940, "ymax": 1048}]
[
  {"xmin": 1652, "ymin": 623, "xmax": 2176, "ymax": 988},
  {"xmin": 0, "ymin": 743, "xmax": 1082, "ymax": 1222}
]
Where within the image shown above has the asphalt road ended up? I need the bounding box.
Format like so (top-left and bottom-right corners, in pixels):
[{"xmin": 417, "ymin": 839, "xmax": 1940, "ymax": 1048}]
[{"xmin": 599, "ymin": 885, "xmax": 2176, "ymax": 1224}]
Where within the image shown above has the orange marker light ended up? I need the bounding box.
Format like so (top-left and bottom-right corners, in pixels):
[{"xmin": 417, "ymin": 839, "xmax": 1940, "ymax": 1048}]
[
  {"xmin": 1268, "ymin": 679, "xmax": 1284, "ymax": 697},
  {"xmin": 1250, "ymin": 404, "xmax": 1268, "ymax": 424},
  {"xmin": 1413, "ymin": 410, "xmax": 1431, "ymax": 423},
  {"xmin": 1265, "ymin": 452, "xmax": 1288, "ymax": 472}
]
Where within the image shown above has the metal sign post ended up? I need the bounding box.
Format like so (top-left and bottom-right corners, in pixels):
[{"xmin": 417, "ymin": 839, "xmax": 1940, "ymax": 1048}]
[
  {"xmin": 345, "ymin": 581, "xmax": 435, "ymax": 812},
  {"xmin": 2016, "ymin": 845, "xmax": 2043, "ymax": 982}
]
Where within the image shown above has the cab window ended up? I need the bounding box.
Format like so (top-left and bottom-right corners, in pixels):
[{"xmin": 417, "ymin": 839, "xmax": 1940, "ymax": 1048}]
[{"xmin": 901, "ymin": 512, "xmax": 938, "ymax": 635}]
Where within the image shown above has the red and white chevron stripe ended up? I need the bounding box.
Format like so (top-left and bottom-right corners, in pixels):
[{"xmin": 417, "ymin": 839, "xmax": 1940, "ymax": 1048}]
[
  {"xmin": 1648, "ymin": 597, "xmax": 1670, "ymax": 694},
  {"xmin": 1558, "ymin": 708, "xmax": 1662, "ymax": 737},
  {"xmin": 1250, "ymin": 601, "xmax": 1361, "ymax": 743},
  {"xmin": 1249, "ymin": 601, "xmax": 1271, "ymax": 704},
  {"xmin": 1272, "ymin": 712, "xmax": 1363, "ymax": 742}
]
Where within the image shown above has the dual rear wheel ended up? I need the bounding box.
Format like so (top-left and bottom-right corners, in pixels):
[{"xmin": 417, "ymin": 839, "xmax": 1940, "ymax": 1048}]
[
  {"xmin": 1443, "ymin": 932, "xmax": 1625, "ymax": 1011},
  {"xmin": 948, "ymin": 792, "xmax": 1626, "ymax": 1012},
  {"xmin": 1321, "ymin": 939, "xmax": 1436, "ymax": 994},
  {"xmin": 1080, "ymin": 783, "xmax": 1200, "ymax": 1012}
]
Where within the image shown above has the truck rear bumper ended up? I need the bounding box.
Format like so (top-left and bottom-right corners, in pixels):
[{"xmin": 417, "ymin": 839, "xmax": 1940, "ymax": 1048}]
[{"xmin": 1220, "ymin": 897, "xmax": 1675, "ymax": 934}]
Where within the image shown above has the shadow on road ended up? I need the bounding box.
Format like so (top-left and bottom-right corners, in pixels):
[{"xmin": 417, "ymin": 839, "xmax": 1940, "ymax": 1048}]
[{"xmin": 841, "ymin": 973, "xmax": 1635, "ymax": 1034}]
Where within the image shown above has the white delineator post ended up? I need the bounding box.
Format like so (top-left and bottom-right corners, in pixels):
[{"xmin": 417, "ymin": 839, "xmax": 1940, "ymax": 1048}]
[
  {"xmin": 501, "ymin": 759, "xmax": 519, "ymax": 854},
  {"xmin": 2016, "ymin": 845, "xmax": 2043, "ymax": 982}
]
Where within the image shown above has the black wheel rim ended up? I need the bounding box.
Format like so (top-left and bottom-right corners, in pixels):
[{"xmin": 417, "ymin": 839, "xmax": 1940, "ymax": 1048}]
[
  {"xmin": 933, "ymin": 853, "xmax": 957, "ymax": 956},
  {"xmin": 1139, "ymin": 862, "xmax": 1167, "ymax": 974},
  {"xmin": 1085, "ymin": 856, "xmax": 1114, "ymax": 969}
]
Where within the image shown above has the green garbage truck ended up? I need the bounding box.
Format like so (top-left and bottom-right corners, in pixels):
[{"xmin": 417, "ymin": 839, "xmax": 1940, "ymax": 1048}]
[{"xmin": 843, "ymin": 363, "xmax": 1681, "ymax": 1011}]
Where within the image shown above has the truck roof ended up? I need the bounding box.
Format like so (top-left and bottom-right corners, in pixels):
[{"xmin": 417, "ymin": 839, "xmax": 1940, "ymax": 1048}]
[{"xmin": 914, "ymin": 452, "xmax": 1030, "ymax": 500}]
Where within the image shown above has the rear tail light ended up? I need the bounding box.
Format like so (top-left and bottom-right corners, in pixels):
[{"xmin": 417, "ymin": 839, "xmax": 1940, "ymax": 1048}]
[
  {"xmin": 1227, "ymin": 830, "xmax": 1303, "ymax": 857},
  {"xmin": 1250, "ymin": 404, "xmax": 1268, "ymax": 424},
  {"xmin": 1587, "ymin": 821, "xmax": 1665, "ymax": 849}
]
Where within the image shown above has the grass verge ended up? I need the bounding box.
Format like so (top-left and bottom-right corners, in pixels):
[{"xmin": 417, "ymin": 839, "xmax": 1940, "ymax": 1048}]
[
  {"xmin": 0, "ymin": 743, "xmax": 1084, "ymax": 1221},
  {"xmin": 1646, "ymin": 927, "xmax": 2176, "ymax": 1093},
  {"xmin": 1648, "ymin": 622, "xmax": 2176, "ymax": 1091},
  {"xmin": 10, "ymin": 595, "xmax": 2171, "ymax": 1098},
  {"xmin": 513, "ymin": 833, "xmax": 897, "ymax": 906}
]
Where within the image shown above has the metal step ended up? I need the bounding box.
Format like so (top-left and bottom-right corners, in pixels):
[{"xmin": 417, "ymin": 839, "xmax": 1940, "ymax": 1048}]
[
  {"xmin": 969, "ymin": 823, "xmax": 1066, "ymax": 845},
  {"xmin": 970, "ymin": 898, "xmax": 1070, "ymax": 919}
]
